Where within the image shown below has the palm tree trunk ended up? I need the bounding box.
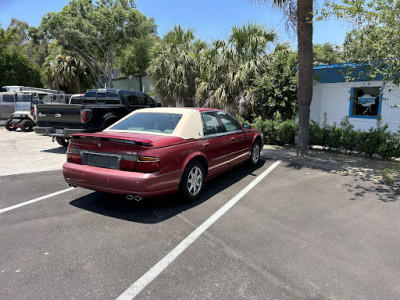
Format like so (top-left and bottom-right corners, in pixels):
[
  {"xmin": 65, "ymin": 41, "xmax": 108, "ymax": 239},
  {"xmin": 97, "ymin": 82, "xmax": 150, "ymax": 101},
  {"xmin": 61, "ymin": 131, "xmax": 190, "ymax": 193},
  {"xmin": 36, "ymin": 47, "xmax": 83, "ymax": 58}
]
[{"xmin": 296, "ymin": 0, "xmax": 313, "ymax": 156}]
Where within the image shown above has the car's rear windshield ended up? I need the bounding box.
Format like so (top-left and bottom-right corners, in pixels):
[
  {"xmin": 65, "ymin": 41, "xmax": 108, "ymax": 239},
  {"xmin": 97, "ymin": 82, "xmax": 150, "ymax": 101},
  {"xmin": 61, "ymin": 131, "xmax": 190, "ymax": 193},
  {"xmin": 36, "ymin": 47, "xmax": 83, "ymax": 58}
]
[{"xmin": 110, "ymin": 113, "xmax": 183, "ymax": 134}]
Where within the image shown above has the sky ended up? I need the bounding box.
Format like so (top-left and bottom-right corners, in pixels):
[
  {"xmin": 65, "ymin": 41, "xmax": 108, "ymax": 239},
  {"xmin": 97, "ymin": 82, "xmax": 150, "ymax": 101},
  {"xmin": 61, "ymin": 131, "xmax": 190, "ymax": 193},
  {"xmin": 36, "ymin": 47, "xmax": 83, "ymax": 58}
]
[{"xmin": 0, "ymin": 0, "xmax": 351, "ymax": 48}]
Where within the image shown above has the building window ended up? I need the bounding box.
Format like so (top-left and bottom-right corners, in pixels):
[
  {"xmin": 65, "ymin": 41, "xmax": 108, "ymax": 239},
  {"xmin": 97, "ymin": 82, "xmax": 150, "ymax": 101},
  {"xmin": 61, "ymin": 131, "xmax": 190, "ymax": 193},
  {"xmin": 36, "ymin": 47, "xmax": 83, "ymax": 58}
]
[{"xmin": 349, "ymin": 87, "xmax": 382, "ymax": 119}]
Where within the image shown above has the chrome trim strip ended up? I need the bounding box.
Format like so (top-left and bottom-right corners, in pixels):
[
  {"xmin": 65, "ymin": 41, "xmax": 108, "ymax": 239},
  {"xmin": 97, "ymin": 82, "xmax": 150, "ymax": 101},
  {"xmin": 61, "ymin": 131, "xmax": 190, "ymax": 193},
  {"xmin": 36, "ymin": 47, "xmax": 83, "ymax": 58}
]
[
  {"xmin": 209, "ymin": 151, "xmax": 250, "ymax": 170},
  {"xmin": 203, "ymin": 130, "xmax": 244, "ymax": 139}
]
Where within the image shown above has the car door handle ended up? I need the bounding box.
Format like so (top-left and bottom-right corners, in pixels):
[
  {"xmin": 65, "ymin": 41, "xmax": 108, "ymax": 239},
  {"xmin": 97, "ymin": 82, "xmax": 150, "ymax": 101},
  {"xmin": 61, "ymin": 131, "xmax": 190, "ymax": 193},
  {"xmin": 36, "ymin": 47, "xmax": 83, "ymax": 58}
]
[
  {"xmin": 202, "ymin": 142, "xmax": 210, "ymax": 148},
  {"xmin": 230, "ymin": 137, "xmax": 237, "ymax": 142}
]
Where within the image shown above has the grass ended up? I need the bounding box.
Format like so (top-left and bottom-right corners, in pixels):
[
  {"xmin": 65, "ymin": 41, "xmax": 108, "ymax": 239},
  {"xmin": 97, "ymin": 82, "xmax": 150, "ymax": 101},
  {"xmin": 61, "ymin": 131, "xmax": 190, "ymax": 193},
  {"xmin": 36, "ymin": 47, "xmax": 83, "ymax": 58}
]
[{"xmin": 380, "ymin": 168, "xmax": 400, "ymax": 186}]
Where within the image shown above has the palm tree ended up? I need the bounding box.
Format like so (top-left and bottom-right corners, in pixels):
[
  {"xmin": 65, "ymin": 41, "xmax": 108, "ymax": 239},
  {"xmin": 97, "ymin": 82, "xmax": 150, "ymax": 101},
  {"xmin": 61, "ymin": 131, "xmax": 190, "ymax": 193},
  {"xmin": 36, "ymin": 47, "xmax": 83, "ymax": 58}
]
[
  {"xmin": 45, "ymin": 53, "xmax": 90, "ymax": 94},
  {"xmin": 197, "ymin": 23, "xmax": 278, "ymax": 117},
  {"xmin": 257, "ymin": 0, "xmax": 313, "ymax": 156},
  {"xmin": 147, "ymin": 25, "xmax": 205, "ymax": 106}
]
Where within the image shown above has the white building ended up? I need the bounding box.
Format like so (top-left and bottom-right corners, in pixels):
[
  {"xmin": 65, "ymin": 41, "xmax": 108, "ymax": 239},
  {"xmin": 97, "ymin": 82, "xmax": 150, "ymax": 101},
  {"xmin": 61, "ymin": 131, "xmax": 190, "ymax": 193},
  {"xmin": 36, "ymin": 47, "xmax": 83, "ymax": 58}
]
[{"xmin": 310, "ymin": 64, "xmax": 400, "ymax": 132}]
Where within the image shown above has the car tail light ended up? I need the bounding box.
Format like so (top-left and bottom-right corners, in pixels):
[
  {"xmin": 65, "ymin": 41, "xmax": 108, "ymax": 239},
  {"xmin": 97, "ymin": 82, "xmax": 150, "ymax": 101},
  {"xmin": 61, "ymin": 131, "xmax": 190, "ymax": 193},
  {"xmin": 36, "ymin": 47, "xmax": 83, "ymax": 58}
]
[
  {"xmin": 33, "ymin": 105, "xmax": 37, "ymax": 121},
  {"xmin": 81, "ymin": 109, "xmax": 92, "ymax": 123},
  {"xmin": 135, "ymin": 156, "xmax": 160, "ymax": 173},
  {"xmin": 120, "ymin": 159, "xmax": 136, "ymax": 172},
  {"xmin": 66, "ymin": 146, "xmax": 82, "ymax": 164}
]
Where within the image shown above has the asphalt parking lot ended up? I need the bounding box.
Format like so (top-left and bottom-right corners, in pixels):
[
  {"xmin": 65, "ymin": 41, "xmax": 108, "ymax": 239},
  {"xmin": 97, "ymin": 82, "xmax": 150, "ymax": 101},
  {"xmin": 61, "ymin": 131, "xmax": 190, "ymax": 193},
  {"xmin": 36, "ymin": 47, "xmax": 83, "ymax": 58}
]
[{"xmin": 1, "ymin": 127, "xmax": 400, "ymax": 300}]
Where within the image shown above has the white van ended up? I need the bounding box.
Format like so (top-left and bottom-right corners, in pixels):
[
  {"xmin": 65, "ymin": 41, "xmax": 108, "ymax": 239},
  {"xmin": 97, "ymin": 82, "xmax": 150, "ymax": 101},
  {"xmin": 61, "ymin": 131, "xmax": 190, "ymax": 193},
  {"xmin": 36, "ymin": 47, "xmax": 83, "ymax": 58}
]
[{"xmin": 0, "ymin": 86, "xmax": 66, "ymax": 119}]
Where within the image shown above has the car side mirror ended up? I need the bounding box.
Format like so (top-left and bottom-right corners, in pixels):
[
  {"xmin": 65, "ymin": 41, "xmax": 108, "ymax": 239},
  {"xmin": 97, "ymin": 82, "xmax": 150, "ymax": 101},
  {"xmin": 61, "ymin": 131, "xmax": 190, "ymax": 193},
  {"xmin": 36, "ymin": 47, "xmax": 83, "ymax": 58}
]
[{"xmin": 242, "ymin": 123, "xmax": 252, "ymax": 129}]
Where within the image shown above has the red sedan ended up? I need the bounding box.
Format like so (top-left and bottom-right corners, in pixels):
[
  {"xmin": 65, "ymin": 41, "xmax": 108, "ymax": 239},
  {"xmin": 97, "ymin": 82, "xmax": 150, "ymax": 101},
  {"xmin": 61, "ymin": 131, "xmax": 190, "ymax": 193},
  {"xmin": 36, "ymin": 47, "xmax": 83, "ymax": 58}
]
[{"xmin": 63, "ymin": 107, "xmax": 263, "ymax": 201}]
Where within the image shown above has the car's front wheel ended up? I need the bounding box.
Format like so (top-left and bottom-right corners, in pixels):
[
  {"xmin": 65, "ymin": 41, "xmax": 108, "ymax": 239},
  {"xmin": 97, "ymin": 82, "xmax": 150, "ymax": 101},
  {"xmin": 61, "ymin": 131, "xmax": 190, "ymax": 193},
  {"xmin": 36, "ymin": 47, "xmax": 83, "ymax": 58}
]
[
  {"xmin": 248, "ymin": 141, "xmax": 261, "ymax": 167},
  {"xmin": 180, "ymin": 160, "xmax": 205, "ymax": 202}
]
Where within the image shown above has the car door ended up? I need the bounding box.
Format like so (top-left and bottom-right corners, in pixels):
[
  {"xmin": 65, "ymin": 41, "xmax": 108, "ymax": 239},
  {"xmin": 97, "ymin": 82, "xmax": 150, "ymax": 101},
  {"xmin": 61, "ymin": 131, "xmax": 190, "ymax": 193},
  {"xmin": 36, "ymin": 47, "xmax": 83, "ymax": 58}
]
[
  {"xmin": 215, "ymin": 111, "xmax": 250, "ymax": 166},
  {"xmin": 200, "ymin": 112, "xmax": 232, "ymax": 176}
]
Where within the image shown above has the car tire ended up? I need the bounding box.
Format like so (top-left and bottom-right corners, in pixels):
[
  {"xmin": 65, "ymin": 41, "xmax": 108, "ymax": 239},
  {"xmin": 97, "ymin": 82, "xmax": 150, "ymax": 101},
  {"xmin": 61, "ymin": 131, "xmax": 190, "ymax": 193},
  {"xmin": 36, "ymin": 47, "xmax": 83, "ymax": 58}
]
[
  {"xmin": 5, "ymin": 119, "xmax": 16, "ymax": 131},
  {"xmin": 20, "ymin": 119, "xmax": 34, "ymax": 132},
  {"xmin": 248, "ymin": 140, "xmax": 261, "ymax": 167},
  {"xmin": 56, "ymin": 137, "xmax": 69, "ymax": 147},
  {"xmin": 179, "ymin": 160, "xmax": 205, "ymax": 202}
]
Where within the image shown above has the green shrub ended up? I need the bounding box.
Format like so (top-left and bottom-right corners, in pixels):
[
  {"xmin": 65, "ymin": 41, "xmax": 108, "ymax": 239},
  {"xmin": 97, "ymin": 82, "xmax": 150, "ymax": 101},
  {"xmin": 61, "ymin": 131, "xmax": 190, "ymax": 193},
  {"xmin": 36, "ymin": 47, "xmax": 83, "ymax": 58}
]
[
  {"xmin": 309, "ymin": 120, "xmax": 323, "ymax": 147},
  {"xmin": 276, "ymin": 120, "xmax": 297, "ymax": 145},
  {"xmin": 356, "ymin": 118, "xmax": 389, "ymax": 157},
  {"xmin": 377, "ymin": 132, "xmax": 400, "ymax": 160},
  {"xmin": 251, "ymin": 113, "xmax": 400, "ymax": 159},
  {"xmin": 339, "ymin": 116, "xmax": 356, "ymax": 152},
  {"xmin": 309, "ymin": 115, "xmax": 400, "ymax": 159},
  {"xmin": 251, "ymin": 112, "xmax": 297, "ymax": 145},
  {"xmin": 326, "ymin": 123, "xmax": 342, "ymax": 150}
]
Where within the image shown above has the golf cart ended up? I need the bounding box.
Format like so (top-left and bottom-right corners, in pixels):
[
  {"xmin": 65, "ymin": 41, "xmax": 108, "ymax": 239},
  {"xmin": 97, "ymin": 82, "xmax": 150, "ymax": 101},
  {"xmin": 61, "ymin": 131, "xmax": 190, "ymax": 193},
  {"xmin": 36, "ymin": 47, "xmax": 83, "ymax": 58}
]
[{"xmin": 5, "ymin": 94, "xmax": 42, "ymax": 132}]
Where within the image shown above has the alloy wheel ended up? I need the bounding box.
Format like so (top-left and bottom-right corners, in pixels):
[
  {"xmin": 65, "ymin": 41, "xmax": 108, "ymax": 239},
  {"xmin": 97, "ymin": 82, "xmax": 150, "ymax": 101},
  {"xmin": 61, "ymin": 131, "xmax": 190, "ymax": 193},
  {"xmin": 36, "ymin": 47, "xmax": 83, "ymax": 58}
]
[{"xmin": 187, "ymin": 166, "xmax": 203, "ymax": 196}]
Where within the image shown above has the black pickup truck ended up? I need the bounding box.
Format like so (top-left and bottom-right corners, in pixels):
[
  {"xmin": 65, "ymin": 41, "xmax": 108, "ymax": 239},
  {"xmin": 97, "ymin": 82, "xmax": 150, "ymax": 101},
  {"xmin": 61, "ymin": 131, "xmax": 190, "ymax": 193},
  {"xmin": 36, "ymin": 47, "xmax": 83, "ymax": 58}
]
[{"xmin": 34, "ymin": 88, "xmax": 159, "ymax": 146}]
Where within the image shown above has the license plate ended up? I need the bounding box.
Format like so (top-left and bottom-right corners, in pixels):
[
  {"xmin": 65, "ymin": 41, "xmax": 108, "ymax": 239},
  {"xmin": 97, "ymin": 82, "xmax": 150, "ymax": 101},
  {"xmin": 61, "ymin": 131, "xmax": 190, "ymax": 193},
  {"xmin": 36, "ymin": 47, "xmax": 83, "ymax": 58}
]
[
  {"xmin": 55, "ymin": 129, "xmax": 64, "ymax": 134},
  {"xmin": 86, "ymin": 153, "xmax": 119, "ymax": 169}
]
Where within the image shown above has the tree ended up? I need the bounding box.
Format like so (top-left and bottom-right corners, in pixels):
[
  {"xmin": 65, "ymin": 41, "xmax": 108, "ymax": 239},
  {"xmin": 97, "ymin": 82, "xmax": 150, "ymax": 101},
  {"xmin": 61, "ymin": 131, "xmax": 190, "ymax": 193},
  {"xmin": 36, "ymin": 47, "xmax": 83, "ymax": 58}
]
[
  {"xmin": 256, "ymin": 0, "xmax": 314, "ymax": 156},
  {"xmin": 313, "ymin": 43, "xmax": 343, "ymax": 65},
  {"xmin": 147, "ymin": 25, "xmax": 205, "ymax": 106},
  {"xmin": 252, "ymin": 44, "xmax": 298, "ymax": 119},
  {"xmin": 44, "ymin": 50, "xmax": 92, "ymax": 94},
  {"xmin": 0, "ymin": 25, "xmax": 42, "ymax": 88},
  {"xmin": 118, "ymin": 35, "xmax": 158, "ymax": 76},
  {"xmin": 196, "ymin": 23, "xmax": 278, "ymax": 118},
  {"xmin": 321, "ymin": 0, "xmax": 400, "ymax": 84},
  {"xmin": 40, "ymin": 0, "xmax": 156, "ymax": 88}
]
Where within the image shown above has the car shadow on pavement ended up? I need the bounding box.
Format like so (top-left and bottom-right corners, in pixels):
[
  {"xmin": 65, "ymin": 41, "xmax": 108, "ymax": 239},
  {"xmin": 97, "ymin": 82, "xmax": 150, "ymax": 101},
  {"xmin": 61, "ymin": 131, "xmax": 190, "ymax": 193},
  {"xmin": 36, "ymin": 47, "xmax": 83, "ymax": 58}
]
[
  {"xmin": 69, "ymin": 159, "xmax": 268, "ymax": 224},
  {"xmin": 42, "ymin": 147, "xmax": 67, "ymax": 154}
]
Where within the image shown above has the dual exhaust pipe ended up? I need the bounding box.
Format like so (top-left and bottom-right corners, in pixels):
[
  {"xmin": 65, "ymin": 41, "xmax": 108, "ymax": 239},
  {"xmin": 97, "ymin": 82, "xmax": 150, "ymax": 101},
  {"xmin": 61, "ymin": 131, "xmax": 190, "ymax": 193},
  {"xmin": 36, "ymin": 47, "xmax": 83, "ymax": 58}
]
[
  {"xmin": 68, "ymin": 183, "xmax": 143, "ymax": 202},
  {"xmin": 126, "ymin": 194, "xmax": 143, "ymax": 202}
]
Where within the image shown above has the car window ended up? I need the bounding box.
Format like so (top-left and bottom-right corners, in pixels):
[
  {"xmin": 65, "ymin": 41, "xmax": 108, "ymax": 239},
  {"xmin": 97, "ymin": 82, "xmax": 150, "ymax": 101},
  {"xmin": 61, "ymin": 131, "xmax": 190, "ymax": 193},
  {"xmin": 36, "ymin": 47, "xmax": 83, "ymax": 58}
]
[
  {"xmin": 2, "ymin": 94, "xmax": 15, "ymax": 103},
  {"xmin": 216, "ymin": 111, "xmax": 242, "ymax": 132},
  {"xmin": 82, "ymin": 91, "xmax": 96, "ymax": 104},
  {"xmin": 84, "ymin": 91, "xmax": 96, "ymax": 99},
  {"xmin": 143, "ymin": 94, "xmax": 155, "ymax": 106},
  {"xmin": 15, "ymin": 94, "xmax": 32, "ymax": 102},
  {"xmin": 126, "ymin": 93, "xmax": 143, "ymax": 106},
  {"xmin": 96, "ymin": 92, "xmax": 106, "ymax": 103},
  {"xmin": 110, "ymin": 113, "xmax": 183, "ymax": 134},
  {"xmin": 69, "ymin": 97, "xmax": 82, "ymax": 104},
  {"xmin": 201, "ymin": 112, "xmax": 225, "ymax": 135},
  {"xmin": 105, "ymin": 92, "xmax": 120, "ymax": 104}
]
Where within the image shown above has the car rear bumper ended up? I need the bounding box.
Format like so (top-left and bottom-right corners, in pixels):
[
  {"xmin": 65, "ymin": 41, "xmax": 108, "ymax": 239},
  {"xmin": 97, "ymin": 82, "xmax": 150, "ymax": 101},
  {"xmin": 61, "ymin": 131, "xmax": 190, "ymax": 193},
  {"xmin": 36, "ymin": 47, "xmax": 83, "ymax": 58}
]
[
  {"xmin": 34, "ymin": 127, "xmax": 86, "ymax": 138},
  {"xmin": 63, "ymin": 162, "xmax": 182, "ymax": 198}
]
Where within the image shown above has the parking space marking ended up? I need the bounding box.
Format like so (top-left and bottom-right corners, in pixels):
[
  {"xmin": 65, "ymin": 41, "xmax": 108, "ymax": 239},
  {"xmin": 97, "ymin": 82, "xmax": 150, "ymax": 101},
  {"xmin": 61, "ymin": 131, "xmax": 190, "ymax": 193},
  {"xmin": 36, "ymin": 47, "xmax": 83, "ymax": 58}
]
[
  {"xmin": 116, "ymin": 160, "xmax": 282, "ymax": 300},
  {"xmin": 0, "ymin": 187, "xmax": 75, "ymax": 214}
]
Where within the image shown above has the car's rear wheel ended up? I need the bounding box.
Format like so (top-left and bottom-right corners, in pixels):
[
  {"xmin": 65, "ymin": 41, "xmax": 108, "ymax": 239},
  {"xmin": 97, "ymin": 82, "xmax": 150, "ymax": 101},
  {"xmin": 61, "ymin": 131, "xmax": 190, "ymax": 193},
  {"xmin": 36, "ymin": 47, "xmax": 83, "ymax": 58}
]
[
  {"xmin": 56, "ymin": 137, "xmax": 69, "ymax": 147},
  {"xmin": 20, "ymin": 119, "xmax": 33, "ymax": 132},
  {"xmin": 5, "ymin": 119, "xmax": 16, "ymax": 131},
  {"xmin": 248, "ymin": 140, "xmax": 261, "ymax": 167},
  {"xmin": 180, "ymin": 160, "xmax": 205, "ymax": 202}
]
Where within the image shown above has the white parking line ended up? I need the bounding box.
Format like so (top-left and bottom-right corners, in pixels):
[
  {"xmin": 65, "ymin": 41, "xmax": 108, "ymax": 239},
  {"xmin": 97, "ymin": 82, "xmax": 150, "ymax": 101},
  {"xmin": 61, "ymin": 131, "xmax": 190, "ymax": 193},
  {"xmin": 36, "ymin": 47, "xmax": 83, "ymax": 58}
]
[
  {"xmin": 0, "ymin": 187, "xmax": 75, "ymax": 214},
  {"xmin": 116, "ymin": 160, "xmax": 282, "ymax": 300}
]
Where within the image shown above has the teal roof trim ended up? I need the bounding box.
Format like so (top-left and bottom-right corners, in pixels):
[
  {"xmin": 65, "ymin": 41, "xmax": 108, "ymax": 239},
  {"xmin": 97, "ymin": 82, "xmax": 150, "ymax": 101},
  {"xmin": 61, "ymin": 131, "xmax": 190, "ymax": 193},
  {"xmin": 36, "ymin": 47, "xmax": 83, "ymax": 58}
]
[{"xmin": 313, "ymin": 63, "xmax": 382, "ymax": 83}]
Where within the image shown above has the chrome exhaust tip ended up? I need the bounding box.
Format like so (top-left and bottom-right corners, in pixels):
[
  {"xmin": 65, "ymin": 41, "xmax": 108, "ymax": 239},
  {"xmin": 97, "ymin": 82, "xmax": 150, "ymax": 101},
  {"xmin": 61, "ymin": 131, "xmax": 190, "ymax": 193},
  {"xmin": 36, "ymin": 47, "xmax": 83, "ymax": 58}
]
[
  {"xmin": 126, "ymin": 195, "xmax": 143, "ymax": 202},
  {"xmin": 133, "ymin": 195, "xmax": 143, "ymax": 202}
]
